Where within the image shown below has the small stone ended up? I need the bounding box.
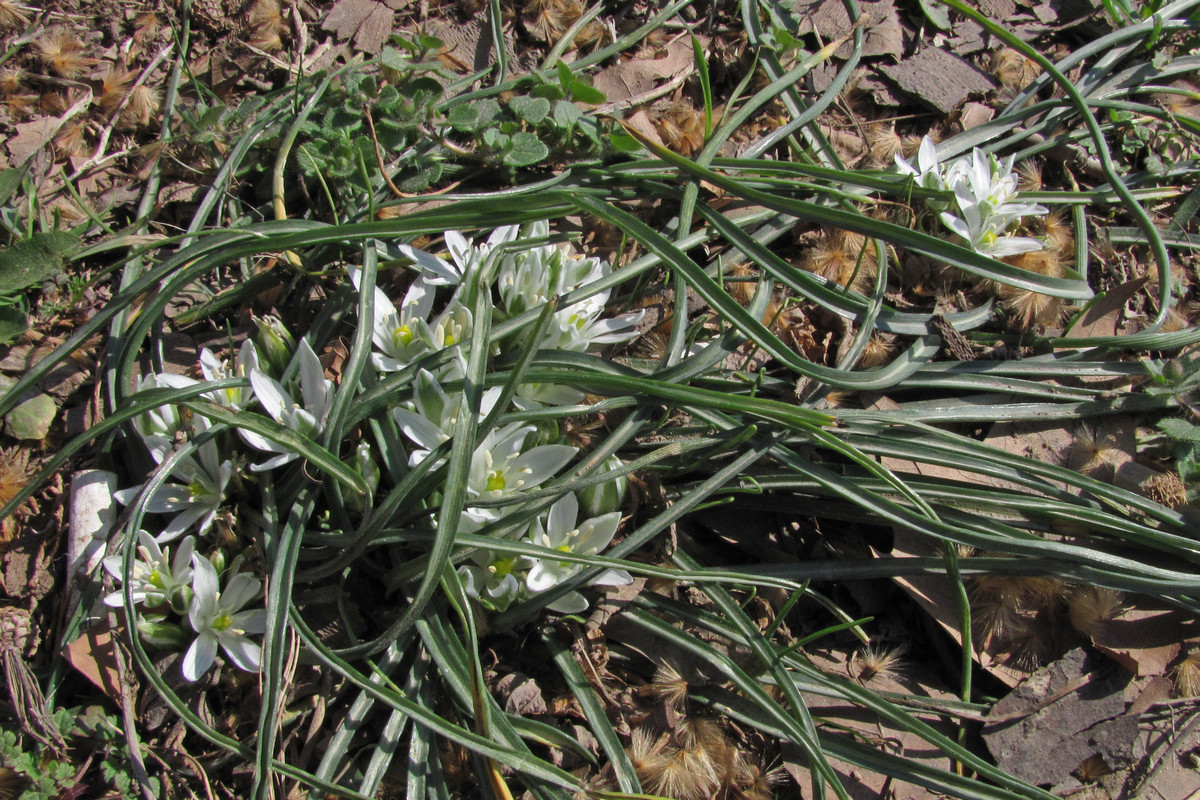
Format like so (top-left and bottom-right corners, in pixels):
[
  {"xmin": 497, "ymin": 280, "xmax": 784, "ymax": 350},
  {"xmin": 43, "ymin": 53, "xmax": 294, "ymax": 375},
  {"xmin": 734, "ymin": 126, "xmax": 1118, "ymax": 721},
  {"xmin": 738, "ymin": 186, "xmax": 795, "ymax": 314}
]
[{"xmin": 6, "ymin": 392, "xmax": 55, "ymax": 440}]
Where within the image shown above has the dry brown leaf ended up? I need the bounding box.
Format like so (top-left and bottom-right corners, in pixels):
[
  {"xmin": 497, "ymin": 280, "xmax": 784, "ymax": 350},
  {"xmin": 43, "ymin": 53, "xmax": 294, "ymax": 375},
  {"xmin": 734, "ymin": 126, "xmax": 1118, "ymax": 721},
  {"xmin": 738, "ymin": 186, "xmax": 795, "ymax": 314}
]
[
  {"xmin": 1065, "ymin": 276, "xmax": 1147, "ymax": 339},
  {"xmin": 7, "ymin": 117, "xmax": 59, "ymax": 164},
  {"xmin": 591, "ymin": 37, "xmax": 697, "ymax": 106},
  {"xmin": 1086, "ymin": 605, "xmax": 1196, "ymax": 677},
  {"xmin": 65, "ymin": 621, "xmax": 124, "ymax": 700},
  {"xmin": 321, "ymin": 0, "xmax": 400, "ymax": 54},
  {"xmin": 495, "ymin": 672, "xmax": 548, "ymax": 716}
]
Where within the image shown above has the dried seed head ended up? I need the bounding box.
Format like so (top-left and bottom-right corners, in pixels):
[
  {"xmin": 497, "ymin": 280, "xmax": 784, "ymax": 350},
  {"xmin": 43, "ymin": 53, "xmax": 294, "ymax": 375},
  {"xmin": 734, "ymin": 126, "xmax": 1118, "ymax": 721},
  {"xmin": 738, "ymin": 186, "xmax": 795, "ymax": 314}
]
[
  {"xmin": 725, "ymin": 262, "xmax": 758, "ymax": 306},
  {"xmin": 121, "ymin": 83, "xmax": 160, "ymax": 128},
  {"xmin": 36, "ymin": 29, "xmax": 95, "ymax": 78},
  {"xmin": 0, "ymin": 65, "xmax": 25, "ymax": 95},
  {"xmin": 96, "ymin": 63, "xmax": 137, "ymax": 113},
  {"xmin": 867, "ymin": 123, "xmax": 903, "ymax": 167},
  {"xmin": 655, "ymin": 100, "xmax": 706, "ymax": 157},
  {"xmin": 674, "ymin": 717, "xmax": 729, "ymax": 756},
  {"xmin": 1068, "ymin": 586, "xmax": 1124, "ymax": 639},
  {"xmin": 133, "ymin": 11, "xmax": 160, "ymax": 42},
  {"xmin": 248, "ymin": 0, "xmax": 288, "ymax": 50},
  {"xmin": 650, "ymin": 738, "xmax": 721, "ymax": 800},
  {"xmin": 971, "ymin": 575, "xmax": 1064, "ymax": 645},
  {"xmin": 855, "ymin": 642, "xmax": 906, "ymax": 683},
  {"xmin": 1172, "ymin": 648, "xmax": 1200, "ymax": 697},
  {"xmin": 644, "ymin": 661, "xmax": 689, "ymax": 710},
  {"xmin": 3, "ymin": 92, "xmax": 36, "ymax": 116},
  {"xmin": 0, "ymin": 0, "xmax": 31, "ymax": 29},
  {"xmin": 628, "ymin": 726, "xmax": 670, "ymax": 778},
  {"xmin": 1040, "ymin": 207, "xmax": 1074, "ymax": 255},
  {"xmin": 801, "ymin": 229, "xmax": 877, "ymax": 293},
  {"xmin": 857, "ymin": 331, "xmax": 897, "ymax": 369},
  {"xmin": 53, "ymin": 121, "xmax": 89, "ymax": 157},
  {"xmin": 997, "ymin": 249, "xmax": 1065, "ymax": 330},
  {"xmin": 990, "ymin": 47, "xmax": 1041, "ymax": 89},
  {"xmin": 1069, "ymin": 425, "xmax": 1123, "ymax": 476},
  {"xmin": 1016, "ymin": 159, "xmax": 1043, "ymax": 192},
  {"xmin": 731, "ymin": 758, "xmax": 785, "ymax": 800},
  {"xmin": 1146, "ymin": 470, "xmax": 1189, "ymax": 509}
]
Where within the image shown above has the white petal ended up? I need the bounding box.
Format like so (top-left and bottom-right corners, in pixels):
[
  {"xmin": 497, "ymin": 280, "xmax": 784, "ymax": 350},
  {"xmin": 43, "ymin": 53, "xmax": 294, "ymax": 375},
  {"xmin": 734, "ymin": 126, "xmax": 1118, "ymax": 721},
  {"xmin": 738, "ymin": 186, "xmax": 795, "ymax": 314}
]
[
  {"xmin": 219, "ymin": 633, "xmax": 262, "ymax": 673},
  {"xmin": 221, "ymin": 573, "xmax": 261, "ymax": 612},
  {"xmin": 546, "ymin": 494, "xmax": 578, "ymax": 540},
  {"xmin": 526, "ymin": 562, "xmax": 564, "ymax": 593},
  {"xmin": 546, "ymin": 591, "xmax": 589, "ymax": 614},
  {"xmin": 249, "ymin": 370, "xmax": 289, "ymax": 422},
  {"xmin": 182, "ymin": 631, "xmax": 218, "ymax": 681},
  {"xmin": 393, "ymin": 407, "xmax": 449, "ymax": 451},
  {"xmin": 591, "ymin": 568, "xmax": 633, "ymax": 587},
  {"xmin": 401, "ymin": 242, "xmax": 460, "ymax": 285}
]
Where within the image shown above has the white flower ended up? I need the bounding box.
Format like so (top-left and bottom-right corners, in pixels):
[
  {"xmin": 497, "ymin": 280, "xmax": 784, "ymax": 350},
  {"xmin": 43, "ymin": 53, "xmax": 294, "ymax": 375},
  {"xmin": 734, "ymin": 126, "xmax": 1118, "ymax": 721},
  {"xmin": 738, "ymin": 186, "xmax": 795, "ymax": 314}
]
[
  {"xmin": 546, "ymin": 297, "xmax": 644, "ymax": 352},
  {"xmin": 115, "ymin": 418, "xmax": 233, "ymax": 542},
  {"xmin": 182, "ymin": 553, "xmax": 266, "ymax": 681},
  {"xmin": 464, "ymin": 423, "xmax": 577, "ymax": 525},
  {"xmin": 392, "ymin": 369, "xmax": 501, "ymax": 466},
  {"xmin": 940, "ymin": 196, "xmax": 1046, "ymax": 257},
  {"xmin": 399, "ymin": 226, "xmax": 521, "ymax": 288},
  {"xmin": 349, "ymin": 267, "xmax": 436, "ymax": 373},
  {"xmin": 525, "ymin": 493, "xmax": 631, "ymax": 613},
  {"xmin": 493, "ymin": 222, "xmax": 644, "ymax": 351},
  {"xmin": 894, "ymin": 135, "xmax": 947, "ymax": 194},
  {"xmin": 458, "ymin": 551, "xmax": 533, "ymax": 612},
  {"xmin": 897, "ymin": 136, "xmax": 1047, "ymax": 258},
  {"xmin": 131, "ymin": 372, "xmax": 198, "ymax": 444},
  {"xmin": 241, "ymin": 339, "xmax": 333, "ymax": 471},
  {"xmin": 103, "ymin": 531, "xmax": 195, "ymax": 612},
  {"xmin": 199, "ymin": 340, "xmax": 260, "ymax": 410}
]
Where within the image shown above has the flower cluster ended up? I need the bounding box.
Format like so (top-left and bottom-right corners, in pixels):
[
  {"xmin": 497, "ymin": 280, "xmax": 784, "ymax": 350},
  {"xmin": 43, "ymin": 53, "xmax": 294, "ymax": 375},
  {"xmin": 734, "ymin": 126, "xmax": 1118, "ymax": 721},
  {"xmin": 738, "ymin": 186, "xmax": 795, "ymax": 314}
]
[
  {"xmin": 896, "ymin": 136, "xmax": 1047, "ymax": 258},
  {"xmin": 110, "ymin": 316, "xmax": 334, "ymax": 681},
  {"xmin": 109, "ymin": 221, "xmax": 639, "ymax": 681},
  {"xmin": 373, "ymin": 222, "xmax": 639, "ymax": 610}
]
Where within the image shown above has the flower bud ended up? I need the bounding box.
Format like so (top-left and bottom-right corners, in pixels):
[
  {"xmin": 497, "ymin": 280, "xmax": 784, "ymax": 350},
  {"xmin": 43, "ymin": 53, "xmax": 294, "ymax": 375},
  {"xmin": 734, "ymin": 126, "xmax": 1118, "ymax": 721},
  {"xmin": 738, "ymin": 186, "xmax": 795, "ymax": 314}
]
[
  {"xmin": 344, "ymin": 441, "xmax": 380, "ymax": 513},
  {"xmin": 578, "ymin": 455, "xmax": 627, "ymax": 516},
  {"xmin": 253, "ymin": 314, "xmax": 296, "ymax": 377},
  {"xmin": 136, "ymin": 616, "xmax": 188, "ymax": 649}
]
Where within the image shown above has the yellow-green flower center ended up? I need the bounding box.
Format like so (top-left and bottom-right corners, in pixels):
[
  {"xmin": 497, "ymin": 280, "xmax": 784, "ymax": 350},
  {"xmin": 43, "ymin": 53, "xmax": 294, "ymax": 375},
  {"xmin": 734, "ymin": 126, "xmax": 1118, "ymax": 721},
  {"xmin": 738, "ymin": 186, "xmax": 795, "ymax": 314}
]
[
  {"xmin": 485, "ymin": 471, "xmax": 506, "ymax": 492},
  {"xmin": 491, "ymin": 556, "xmax": 518, "ymax": 578}
]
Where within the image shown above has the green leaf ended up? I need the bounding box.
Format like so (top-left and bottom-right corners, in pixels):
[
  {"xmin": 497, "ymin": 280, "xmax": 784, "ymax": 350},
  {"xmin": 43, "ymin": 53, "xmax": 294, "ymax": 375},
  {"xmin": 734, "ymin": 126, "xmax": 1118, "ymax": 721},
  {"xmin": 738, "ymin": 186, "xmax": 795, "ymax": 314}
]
[
  {"xmin": 1158, "ymin": 417, "xmax": 1200, "ymax": 442},
  {"xmin": 0, "ymin": 231, "xmax": 79, "ymax": 294},
  {"xmin": 608, "ymin": 129, "xmax": 643, "ymax": 153},
  {"xmin": 508, "ymin": 95, "xmax": 551, "ymax": 124},
  {"xmin": 551, "ymin": 99, "xmax": 580, "ymax": 130},
  {"xmin": 380, "ymin": 46, "xmax": 408, "ymax": 72},
  {"xmin": 0, "ymin": 168, "xmax": 24, "ymax": 206},
  {"xmin": 567, "ymin": 78, "xmax": 605, "ymax": 104},
  {"xmin": 0, "ymin": 306, "xmax": 26, "ymax": 345},
  {"xmin": 482, "ymin": 127, "xmax": 508, "ymax": 150},
  {"xmin": 918, "ymin": 0, "xmax": 952, "ymax": 29},
  {"xmin": 503, "ymin": 131, "xmax": 550, "ymax": 167},
  {"xmin": 532, "ymin": 83, "xmax": 565, "ymax": 101}
]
